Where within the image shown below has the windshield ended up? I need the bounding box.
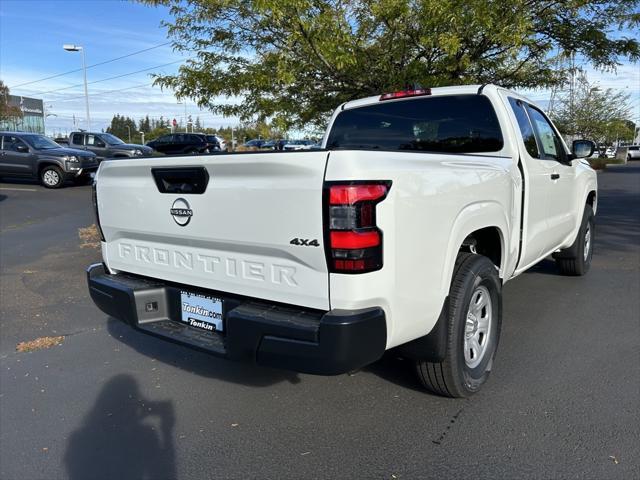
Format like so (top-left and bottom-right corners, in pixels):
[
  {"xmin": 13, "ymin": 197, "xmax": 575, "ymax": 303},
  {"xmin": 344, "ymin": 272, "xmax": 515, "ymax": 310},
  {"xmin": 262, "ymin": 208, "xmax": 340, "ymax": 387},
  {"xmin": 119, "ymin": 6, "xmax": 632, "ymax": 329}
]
[
  {"xmin": 24, "ymin": 135, "xmax": 61, "ymax": 150},
  {"xmin": 102, "ymin": 133, "xmax": 125, "ymax": 145},
  {"xmin": 326, "ymin": 95, "xmax": 504, "ymax": 153}
]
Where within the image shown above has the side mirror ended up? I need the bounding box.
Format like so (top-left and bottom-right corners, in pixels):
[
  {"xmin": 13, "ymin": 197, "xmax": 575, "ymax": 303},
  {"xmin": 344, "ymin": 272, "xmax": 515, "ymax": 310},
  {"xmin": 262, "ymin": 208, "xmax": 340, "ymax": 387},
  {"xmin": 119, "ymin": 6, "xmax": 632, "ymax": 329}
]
[
  {"xmin": 16, "ymin": 144, "xmax": 29, "ymax": 153},
  {"xmin": 572, "ymin": 140, "xmax": 595, "ymax": 159}
]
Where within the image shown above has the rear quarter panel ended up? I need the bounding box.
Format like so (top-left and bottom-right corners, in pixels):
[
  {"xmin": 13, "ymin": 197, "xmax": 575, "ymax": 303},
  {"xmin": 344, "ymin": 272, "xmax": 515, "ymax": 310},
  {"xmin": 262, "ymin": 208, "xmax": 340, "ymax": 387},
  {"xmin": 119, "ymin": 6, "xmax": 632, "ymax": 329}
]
[{"xmin": 325, "ymin": 150, "xmax": 516, "ymax": 348}]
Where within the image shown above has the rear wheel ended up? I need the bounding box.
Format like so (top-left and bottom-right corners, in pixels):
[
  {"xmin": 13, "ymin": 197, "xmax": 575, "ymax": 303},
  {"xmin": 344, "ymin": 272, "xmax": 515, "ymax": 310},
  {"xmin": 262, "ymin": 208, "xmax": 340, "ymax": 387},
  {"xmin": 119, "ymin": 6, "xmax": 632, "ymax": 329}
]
[
  {"xmin": 40, "ymin": 165, "xmax": 64, "ymax": 189},
  {"xmin": 554, "ymin": 205, "xmax": 594, "ymax": 276},
  {"xmin": 416, "ymin": 253, "xmax": 502, "ymax": 397}
]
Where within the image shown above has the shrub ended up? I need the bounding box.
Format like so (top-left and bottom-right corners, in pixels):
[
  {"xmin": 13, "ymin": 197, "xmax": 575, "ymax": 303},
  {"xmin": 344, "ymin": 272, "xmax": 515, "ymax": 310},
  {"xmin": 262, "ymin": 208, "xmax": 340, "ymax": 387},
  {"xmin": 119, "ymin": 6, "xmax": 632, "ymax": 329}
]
[{"xmin": 588, "ymin": 158, "xmax": 607, "ymax": 170}]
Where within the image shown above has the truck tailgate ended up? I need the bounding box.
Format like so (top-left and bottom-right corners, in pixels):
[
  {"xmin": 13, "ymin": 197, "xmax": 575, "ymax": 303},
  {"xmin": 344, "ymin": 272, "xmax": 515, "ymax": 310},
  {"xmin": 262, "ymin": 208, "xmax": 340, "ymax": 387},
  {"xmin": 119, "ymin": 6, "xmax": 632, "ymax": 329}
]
[{"xmin": 96, "ymin": 152, "xmax": 330, "ymax": 310}]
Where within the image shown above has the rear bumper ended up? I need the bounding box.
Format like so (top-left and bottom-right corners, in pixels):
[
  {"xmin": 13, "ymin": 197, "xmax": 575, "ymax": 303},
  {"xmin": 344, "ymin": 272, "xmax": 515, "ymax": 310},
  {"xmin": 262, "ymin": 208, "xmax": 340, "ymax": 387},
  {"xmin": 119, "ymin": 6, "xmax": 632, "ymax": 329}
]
[{"xmin": 87, "ymin": 263, "xmax": 386, "ymax": 375}]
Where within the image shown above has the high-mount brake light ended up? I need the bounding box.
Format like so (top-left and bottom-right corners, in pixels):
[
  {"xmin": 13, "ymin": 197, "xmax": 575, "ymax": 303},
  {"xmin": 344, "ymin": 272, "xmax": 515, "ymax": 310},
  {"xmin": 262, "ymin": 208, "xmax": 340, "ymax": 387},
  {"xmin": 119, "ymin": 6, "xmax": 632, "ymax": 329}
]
[
  {"xmin": 379, "ymin": 88, "xmax": 431, "ymax": 101},
  {"xmin": 324, "ymin": 181, "xmax": 391, "ymax": 273}
]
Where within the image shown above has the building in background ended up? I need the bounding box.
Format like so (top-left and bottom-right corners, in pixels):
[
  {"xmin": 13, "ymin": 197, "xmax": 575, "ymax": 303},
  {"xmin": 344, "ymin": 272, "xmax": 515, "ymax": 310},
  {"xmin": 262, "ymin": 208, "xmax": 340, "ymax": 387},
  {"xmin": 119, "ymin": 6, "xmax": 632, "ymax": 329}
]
[{"xmin": 0, "ymin": 95, "xmax": 45, "ymax": 133}]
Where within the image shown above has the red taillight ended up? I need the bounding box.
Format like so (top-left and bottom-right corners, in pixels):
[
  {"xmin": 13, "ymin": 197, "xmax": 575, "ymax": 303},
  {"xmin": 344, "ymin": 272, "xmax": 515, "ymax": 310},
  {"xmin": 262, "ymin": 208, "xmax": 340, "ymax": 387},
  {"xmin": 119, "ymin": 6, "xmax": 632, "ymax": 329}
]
[
  {"xmin": 324, "ymin": 181, "xmax": 390, "ymax": 273},
  {"xmin": 379, "ymin": 88, "xmax": 431, "ymax": 101},
  {"xmin": 329, "ymin": 184, "xmax": 388, "ymax": 205},
  {"xmin": 330, "ymin": 230, "xmax": 380, "ymax": 249}
]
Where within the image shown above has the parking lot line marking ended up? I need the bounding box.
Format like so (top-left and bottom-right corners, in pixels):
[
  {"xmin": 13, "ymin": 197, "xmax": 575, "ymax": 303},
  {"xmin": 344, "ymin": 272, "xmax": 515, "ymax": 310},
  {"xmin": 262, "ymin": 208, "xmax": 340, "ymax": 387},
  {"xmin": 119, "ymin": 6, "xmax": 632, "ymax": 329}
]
[{"xmin": 0, "ymin": 187, "xmax": 38, "ymax": 192}]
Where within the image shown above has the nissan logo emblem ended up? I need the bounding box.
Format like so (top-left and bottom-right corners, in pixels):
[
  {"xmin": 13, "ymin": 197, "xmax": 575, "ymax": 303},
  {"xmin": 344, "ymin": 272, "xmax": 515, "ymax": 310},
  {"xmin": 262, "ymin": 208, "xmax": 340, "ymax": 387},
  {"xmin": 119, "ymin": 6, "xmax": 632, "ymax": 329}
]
[{"xmin": 170, "ymin": 198, "xmax": 193, "ymax": 226}]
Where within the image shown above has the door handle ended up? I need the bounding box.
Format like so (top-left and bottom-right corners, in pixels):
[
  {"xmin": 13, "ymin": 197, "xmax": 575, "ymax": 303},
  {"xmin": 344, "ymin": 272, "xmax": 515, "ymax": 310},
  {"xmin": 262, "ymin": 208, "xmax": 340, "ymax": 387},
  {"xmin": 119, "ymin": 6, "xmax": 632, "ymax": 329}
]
[{"xmin": 550, "ymin": 173, "xmax": 560, "ymax": 180}]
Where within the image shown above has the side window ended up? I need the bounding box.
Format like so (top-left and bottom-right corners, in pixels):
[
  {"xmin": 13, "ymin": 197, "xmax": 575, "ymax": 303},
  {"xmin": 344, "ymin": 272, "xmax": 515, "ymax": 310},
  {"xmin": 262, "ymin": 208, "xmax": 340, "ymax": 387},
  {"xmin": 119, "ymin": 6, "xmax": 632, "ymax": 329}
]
[
  {"xmin": 526, "ymin": 105, "xmax": 567, "ymax": 162},
  {"xmin": 87, "ymin": 135, "xmax": 105, "ymax": 147},
  {"xmin": 71, "ymin": 133, "xmax": 84, "ymax": 145},
  {"xmin": 508, "ymin": 97, "xmax": 539, "ymax": 158},
  {"xmin": 174, "ymin": 134, "xmax": 185, "ymax": 143},
  {"xmin": 4, "ymin": 136, "xmax": 28, "ymax": 152}
]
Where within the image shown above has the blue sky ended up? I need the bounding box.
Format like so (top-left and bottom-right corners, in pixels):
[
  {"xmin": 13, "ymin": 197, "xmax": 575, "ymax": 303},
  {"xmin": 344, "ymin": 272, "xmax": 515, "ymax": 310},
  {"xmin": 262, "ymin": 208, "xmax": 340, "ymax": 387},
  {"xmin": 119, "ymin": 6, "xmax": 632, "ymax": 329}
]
[
  {"xmin": 1, "ymin": 0, "xmax": 639, "ymax": 136},
  {"xmin": 0, "ymin": 0, "xmax": 224, "ymax": 134}
]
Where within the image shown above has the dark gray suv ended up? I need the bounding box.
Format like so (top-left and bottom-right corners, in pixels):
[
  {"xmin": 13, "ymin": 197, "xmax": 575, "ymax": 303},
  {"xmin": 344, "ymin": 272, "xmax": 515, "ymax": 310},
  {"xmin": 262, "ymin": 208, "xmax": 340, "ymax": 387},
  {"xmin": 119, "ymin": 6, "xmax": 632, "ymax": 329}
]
[
  {"xmin": 0, "ymin": 132, "xmax": 98, "ymax": 188},
  {"xmin": 65, "ymin": 131, "xmax": 153, "ymax": 161}
]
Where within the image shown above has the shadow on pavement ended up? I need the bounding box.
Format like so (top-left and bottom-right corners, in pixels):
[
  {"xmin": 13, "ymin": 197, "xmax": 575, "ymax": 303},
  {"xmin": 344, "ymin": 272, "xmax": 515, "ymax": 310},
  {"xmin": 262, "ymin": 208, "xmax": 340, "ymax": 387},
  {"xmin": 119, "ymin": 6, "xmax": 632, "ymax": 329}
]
[
  {"xmin": 0, "ymin": 194, "xmax": 6, "ymax": 202},
  {"xmin": 362, "ymin": 352, "xmax": 427, "ymax": 393},
  {"xmin": 64, "ymin": 374, "xmax": 176, "ymax": 480},
  {"xmin": 107, "ymin": 318, "xmax": 302, "ymax": 387}
]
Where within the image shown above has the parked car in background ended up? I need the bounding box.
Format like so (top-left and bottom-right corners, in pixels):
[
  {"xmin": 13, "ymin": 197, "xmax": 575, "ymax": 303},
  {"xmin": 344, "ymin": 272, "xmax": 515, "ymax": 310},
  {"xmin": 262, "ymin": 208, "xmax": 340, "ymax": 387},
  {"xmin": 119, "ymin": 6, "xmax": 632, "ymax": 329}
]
[
  {"xmin": 243, "ymin": 139, "xmax": 266, "ymax": 149},
  {"xmin": 283, "ymin": 139, "xmax": 315, "ymax": 150},
  {"xmin": 605, "ymin": 147, "xmax": 616, "ymax": 158},
  {"xmin": 204, "ymin": 134, "xmax": 226, "ymax": 151},
  {"xmin": 0, "ymin": 131, "xmax": 97, "ymax": 188},
  {"xmin": 64, "ymin": 131, "xmax": 152, "ymax": 161},
  {"xmin": 627, "ymin": 145, "xmax": 640, "ymax": 161},
  {"xmin": 259, "ymin": 139, "xmax": 290, "ymax": 150},
  {"xmin": 146, "ymin": 133, "xmax": 225, "ymax": 155}
]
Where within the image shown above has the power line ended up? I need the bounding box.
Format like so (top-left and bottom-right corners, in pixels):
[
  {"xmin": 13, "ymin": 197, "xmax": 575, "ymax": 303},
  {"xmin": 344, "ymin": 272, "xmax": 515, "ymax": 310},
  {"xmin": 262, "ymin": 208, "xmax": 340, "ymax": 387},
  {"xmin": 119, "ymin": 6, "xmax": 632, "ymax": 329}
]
[
  {"xmin": 8, "ymin": 42, "xmax": 172, "ymax": 89},
  {"xmin": 32, "ymin": 60, "xmax": 184, "ymax": 96},
  {"xmin": 49, "ymin": 82, "xmax": 154, "ymax": 102}
]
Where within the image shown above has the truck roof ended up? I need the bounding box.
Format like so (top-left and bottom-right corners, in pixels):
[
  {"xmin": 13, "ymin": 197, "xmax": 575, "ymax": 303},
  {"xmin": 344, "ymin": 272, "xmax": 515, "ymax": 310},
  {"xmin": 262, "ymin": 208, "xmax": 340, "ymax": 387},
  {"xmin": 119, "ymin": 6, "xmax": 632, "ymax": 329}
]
[
  {"xmin": 0, "ymin": 131, "xmax": 43, "ymax": 136},
  {"xmin": 340, "ymin": 84, "xmax": 527, "ymax": 111}
]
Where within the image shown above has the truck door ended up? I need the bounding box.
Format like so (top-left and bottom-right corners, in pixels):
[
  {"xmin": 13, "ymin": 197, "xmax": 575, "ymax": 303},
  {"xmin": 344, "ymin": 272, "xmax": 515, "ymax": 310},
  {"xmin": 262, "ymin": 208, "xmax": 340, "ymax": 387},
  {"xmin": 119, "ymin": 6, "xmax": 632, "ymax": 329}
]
[
  {"xmin": 0, "ymin": 135, "xmax": 34, "ymax": 176},
  {"xmin": 505, "ymin": 97, "xmax": 552, "ymax": 267},
  {"xmin": 86, "ymin": 134, "xmax": 108, "ymax": 160},
  {"xmin": 524, "ymin": 105, "xmax": 577, "ymax": 249}
]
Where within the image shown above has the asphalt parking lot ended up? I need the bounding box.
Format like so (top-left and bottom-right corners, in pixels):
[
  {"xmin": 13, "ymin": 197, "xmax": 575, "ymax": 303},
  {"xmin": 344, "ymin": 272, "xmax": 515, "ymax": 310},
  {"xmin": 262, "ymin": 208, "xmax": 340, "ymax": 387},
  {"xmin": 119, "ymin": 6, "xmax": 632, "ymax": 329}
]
[{"xmin": 1, "ymin": 165, "xmax": 639, "ymax": 480}]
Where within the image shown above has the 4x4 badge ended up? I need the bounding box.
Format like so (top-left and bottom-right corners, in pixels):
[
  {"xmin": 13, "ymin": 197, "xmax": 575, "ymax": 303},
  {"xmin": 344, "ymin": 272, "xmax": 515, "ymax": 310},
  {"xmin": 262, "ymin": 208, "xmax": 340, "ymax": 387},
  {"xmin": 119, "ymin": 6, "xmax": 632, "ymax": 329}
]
[{"xmin": 170, "ymin": 198, "xmax": 193, "ymax": 226}]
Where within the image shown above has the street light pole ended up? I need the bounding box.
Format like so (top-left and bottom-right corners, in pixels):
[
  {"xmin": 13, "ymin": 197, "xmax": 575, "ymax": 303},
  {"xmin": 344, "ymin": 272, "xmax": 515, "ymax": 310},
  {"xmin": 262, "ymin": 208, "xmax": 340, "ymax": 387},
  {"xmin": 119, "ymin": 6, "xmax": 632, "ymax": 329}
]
[
  {"xmin": 63, "ymin": 44, "xmax": 91, "ymax": 131},
  {"xmin": 177, "ymin": 100, "xmax": 189, "ymax": 132}
]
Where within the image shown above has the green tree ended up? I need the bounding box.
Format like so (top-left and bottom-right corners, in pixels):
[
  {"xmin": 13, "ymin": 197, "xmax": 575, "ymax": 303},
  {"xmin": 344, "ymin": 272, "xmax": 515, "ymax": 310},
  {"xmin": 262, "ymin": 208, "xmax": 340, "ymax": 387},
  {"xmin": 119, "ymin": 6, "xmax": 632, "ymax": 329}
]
[
  {"xmin": 550, "ymin": 72, "xmax": 634, "ymax": 145},
  {"xmin": 0, "ymin": 79, "xmax": 22, "ymax": 122},
  {"xmin": 139, "ymin": 115, "xmax": 151, "ymax": 133},
  {"xmin": 140, "ymin": 0, "xmax": 639, "ymax": 129},
  {"xmin": 106, "ymin": 114, "xmax": 139, "ymax": 141}
]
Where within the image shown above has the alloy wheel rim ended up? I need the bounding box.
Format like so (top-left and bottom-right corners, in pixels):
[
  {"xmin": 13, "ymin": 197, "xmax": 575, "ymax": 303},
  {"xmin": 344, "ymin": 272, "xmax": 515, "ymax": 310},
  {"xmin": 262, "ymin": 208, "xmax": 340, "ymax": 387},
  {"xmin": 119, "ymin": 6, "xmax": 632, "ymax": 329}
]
[
  {"xmin": 43, "ymin": 170, "xmax": 59, "ymax": 186},
  {"xmin": 584, "ymin": 225, "xmax": 591, "ymax": 262},
  {"xmin": 464, "ymin": 285, "xmax": 492, "ymax": 369}
]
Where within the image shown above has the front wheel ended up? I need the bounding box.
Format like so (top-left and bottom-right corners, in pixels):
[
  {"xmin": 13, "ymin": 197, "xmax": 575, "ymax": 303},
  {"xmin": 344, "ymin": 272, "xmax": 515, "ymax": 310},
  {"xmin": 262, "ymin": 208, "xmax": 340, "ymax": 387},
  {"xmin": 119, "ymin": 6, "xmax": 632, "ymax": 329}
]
[
  {"xmin": 416, "ymin": 253, "xmax": 502, "ymax": 398},
  {"xmin": 40, "ymin": 165, "xmax": 65, "ymax": 189}
]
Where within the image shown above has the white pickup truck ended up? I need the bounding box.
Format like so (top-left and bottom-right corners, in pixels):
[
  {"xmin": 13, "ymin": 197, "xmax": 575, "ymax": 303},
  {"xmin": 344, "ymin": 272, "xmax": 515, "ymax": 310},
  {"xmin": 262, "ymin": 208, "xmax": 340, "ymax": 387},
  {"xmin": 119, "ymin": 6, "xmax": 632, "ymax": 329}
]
[{"xmin": 87, "ymin": 84, "xmax": 597, "ymax": 397}]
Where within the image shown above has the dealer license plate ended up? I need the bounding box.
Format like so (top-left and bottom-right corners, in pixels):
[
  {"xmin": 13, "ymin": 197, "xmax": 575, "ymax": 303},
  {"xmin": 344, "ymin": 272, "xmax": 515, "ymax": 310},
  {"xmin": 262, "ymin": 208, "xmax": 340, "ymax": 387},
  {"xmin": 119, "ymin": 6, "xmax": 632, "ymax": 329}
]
[{"xmin": 179, "ymin": 290, "xmax": 224, "ymax": 333}]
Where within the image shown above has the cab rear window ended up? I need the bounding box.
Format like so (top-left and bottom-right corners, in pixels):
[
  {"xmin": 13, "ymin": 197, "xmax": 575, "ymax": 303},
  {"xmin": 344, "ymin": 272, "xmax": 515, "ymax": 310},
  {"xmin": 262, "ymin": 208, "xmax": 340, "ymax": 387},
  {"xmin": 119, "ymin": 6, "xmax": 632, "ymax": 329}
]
[{"xmin": 326, "ymin": 95, "xmax": 503, "ymax": 154}]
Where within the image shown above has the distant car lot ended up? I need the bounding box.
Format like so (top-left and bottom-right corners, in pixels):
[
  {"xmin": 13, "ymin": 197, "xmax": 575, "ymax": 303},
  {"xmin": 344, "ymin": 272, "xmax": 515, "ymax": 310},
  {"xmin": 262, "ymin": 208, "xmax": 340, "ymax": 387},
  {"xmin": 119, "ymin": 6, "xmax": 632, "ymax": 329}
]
[{"xmin": 0, "ymin": 165, "xmax": 639, "ymax": 479}]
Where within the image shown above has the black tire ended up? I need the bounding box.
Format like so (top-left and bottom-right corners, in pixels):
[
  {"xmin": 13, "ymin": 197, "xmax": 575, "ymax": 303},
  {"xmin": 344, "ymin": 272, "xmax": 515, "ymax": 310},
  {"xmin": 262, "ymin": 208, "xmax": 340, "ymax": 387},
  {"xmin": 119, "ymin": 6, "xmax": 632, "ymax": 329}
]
[
  {"xmin": 416, "ymin": 253, "xmax": 502, "ymax": 398},
  {"xmin": 40, "ymin": 165, "xmax": 65, "ymax": 189},
  {"xmin": 554, "ymin": 205, "xmax": 594, "ymax": 276}
]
